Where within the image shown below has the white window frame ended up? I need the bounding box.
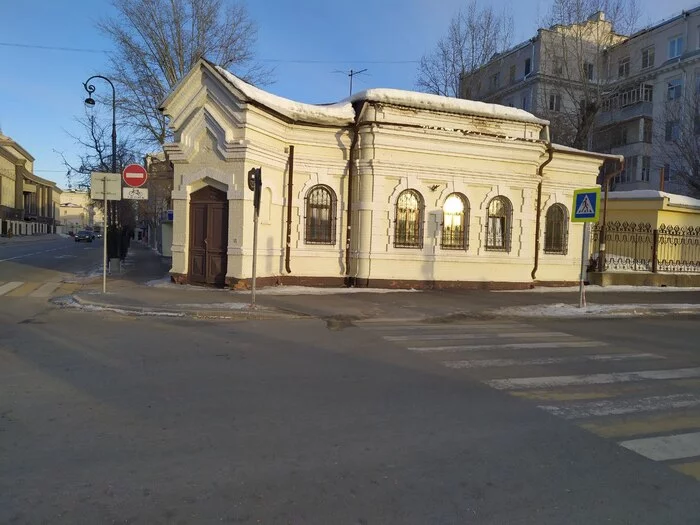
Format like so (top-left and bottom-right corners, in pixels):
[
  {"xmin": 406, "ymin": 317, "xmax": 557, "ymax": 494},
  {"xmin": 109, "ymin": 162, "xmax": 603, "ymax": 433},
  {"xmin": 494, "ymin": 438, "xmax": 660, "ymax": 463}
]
[
  {"xmin": 668, "ymin": 77, "xmax": 683, "ymax": 100},
  {"xmin": 618, "ymin": 57, "xmax": 630, "ymax": 78},
  {"xmin": 642, "ymin": 46, "xmax": 655, "ymax": 69},
  {"xmin": 669, "ymin": 35, "xmax": 684, "ymax": 59},
  {"xmin": 641, "ymin": 156, "xmax": 651, "ymax": 182},
  {"xmin": 549, "ymin": 93, "xmax": 561, "ymax": 112}
]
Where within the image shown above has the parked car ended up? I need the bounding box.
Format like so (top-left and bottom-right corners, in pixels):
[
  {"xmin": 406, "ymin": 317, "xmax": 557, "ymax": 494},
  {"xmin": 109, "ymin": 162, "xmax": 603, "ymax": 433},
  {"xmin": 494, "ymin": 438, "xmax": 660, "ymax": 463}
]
[{"xmin": 74, "ymin": 230, "xmax": 93, "ymax": 243}]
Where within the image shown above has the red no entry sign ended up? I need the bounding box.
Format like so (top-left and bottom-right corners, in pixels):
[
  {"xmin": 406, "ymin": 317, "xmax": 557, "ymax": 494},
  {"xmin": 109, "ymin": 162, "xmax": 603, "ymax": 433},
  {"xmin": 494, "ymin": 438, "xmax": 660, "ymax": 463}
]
[{"xmin": 122, "ymin": 164, "xmax": 148, "ymax": 188}]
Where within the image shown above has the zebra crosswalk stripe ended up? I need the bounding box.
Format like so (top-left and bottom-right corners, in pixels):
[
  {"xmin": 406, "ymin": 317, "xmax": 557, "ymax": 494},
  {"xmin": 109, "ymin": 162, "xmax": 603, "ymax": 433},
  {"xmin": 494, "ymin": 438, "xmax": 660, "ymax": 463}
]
[
  {"xmin": 0, "ymin": 281, "xmax": 24, "ymax": 296},
  {"xmin": 444, "ymin": 352, "xmax": 664, "ymax": 369},
  {"xmin": 29, "ymin": 282, "xmax": 63, "ymax": 298}
]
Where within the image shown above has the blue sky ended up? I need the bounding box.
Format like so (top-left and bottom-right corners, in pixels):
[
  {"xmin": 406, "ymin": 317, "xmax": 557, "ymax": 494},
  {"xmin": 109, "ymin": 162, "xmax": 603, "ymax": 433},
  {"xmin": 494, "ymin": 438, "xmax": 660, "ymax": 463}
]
[{"xmin": 1, "ymin": 0, "xmax": 697, "ymax": 189}]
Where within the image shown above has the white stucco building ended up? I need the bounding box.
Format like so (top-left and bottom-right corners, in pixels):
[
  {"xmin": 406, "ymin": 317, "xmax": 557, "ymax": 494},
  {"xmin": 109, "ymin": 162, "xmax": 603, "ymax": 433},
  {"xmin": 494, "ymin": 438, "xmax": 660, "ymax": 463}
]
[{"xmin": 159, "ymin": 59, "xmax": 617, "ymax": 289}]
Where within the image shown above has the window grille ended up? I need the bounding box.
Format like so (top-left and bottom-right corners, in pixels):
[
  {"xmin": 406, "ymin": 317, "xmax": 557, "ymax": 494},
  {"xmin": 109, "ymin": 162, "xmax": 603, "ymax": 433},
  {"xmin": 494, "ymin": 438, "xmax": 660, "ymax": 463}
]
[
  {"xmin": 394, "ymin": 189, "xmax": 424, "ymax": 248},
  {"xmin": 485, "ymin": 196, "xmax": 512, "ymax": 252},
  {"xmin": 304, "ymin": 185, "xmax": 336, "ymax": 245},
  {"xmin": 441, "ymin": 193, "xmax": 469, "ymax": 250},
  {"xmin": 544, "ymin": 204, "xmax": 568, "ymax": 254}
]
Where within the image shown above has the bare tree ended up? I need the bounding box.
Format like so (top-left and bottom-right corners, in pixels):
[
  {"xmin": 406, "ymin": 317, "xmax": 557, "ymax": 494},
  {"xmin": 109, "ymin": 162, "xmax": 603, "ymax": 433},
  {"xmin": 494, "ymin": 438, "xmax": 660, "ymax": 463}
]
[
  {"xmin": 416, "ymin": 1, "xmax": 513, "ymax": 97},
  {"xmin": 99, "ymin": 0, "xmax": 270, "ymax": 148},
  {"xmin": 58, "ymin": 113, "xmax": 140, "ymax": 226},
  {"xmin": 538, "ymin": 0, "xmax": 639, "ymax": 148},
  {"xmin": 654, "ymin": 87, "xmax": 700, "ymax": 196}
]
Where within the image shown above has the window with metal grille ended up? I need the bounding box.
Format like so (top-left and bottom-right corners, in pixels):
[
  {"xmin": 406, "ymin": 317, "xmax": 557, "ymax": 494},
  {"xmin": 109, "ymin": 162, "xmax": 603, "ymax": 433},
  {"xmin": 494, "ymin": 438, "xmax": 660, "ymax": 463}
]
[
  {"xmin": 394, "ymin": 189, "xmax": 423, "ymax": 248},
  {"xmin": 485, "ymin": 196, "xmax": 512, "ymax": 252},
  {"xmin": 441, "ymin": 193, "xmax": 469, "ymax": 250},
  {"xmin": 304, "ymin": 185, "xmax": 336, "ymax": 245},
  {"xmin": 544, "ymin": 204, "xmax": 568, "ymax": 254}
]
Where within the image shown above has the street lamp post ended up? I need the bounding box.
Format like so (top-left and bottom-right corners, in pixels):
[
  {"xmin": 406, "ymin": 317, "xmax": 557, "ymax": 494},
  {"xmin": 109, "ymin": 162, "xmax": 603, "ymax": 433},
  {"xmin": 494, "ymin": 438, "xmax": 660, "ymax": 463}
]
[{"xmin": 82, "ymin": 75, "xmax": 117, "ymax": 226}]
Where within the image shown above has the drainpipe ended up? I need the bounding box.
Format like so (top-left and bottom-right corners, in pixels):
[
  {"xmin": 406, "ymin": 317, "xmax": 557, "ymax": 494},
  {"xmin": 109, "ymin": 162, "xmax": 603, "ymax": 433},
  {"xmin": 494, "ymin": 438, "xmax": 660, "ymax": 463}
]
[
  {"xmin": 345, "ymin": 120, "xmax": 360, "ymax": 280},
  {"xmin": 598, "ymin": 158, "xmax": 624, "ymax": 272},
  {"xmin": 531, "ymin": 136, "xmax": 554, "ymax": 281},
  {"xmin": 285, "ymin": 145, "xmax": 294, "ymax": 274}
]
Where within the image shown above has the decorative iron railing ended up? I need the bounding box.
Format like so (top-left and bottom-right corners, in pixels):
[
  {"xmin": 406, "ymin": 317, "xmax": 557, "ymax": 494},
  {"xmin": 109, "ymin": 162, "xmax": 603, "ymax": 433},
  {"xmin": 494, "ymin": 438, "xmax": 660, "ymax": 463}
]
[
  {"xmin": 657, "ymin": 225, "xmax": 700, "ymax": 273},
  {"xmin": 594, "ymin": 221, "xmax": 700, "ymax": 274}
]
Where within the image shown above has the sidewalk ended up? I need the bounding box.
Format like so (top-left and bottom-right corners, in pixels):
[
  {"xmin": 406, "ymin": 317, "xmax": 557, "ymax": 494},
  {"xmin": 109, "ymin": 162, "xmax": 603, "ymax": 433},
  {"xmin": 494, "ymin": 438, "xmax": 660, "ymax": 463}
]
[{"xmin": 65, "ymin": 241, "xmax": 700, "ymax": 321}]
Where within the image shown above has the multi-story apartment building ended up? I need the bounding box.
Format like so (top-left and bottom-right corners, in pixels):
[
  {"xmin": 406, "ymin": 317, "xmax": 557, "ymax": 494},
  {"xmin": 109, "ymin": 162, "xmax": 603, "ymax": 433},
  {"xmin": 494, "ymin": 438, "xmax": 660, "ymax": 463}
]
[
  {"xmin": 594, "ymin": 6, "xmax": 700, "ymax": 193},
  {"xmin": 59, "ymin": 190, "xmax": 104, "ymax": 233},
  {"xmin": 460, "ymin": 12, "xmax": 625, "ymax": 146},
  {"xmin": 461, "ymin": 6, "xmax": 700, "ymax": 195}
]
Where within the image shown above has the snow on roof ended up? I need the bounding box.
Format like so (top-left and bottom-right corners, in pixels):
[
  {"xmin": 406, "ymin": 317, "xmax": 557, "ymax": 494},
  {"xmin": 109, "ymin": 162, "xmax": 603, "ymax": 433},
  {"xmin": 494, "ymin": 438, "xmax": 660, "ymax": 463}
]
[
  {"xmin": 349, "ymin": 88, "xmax": 548, "ymax": 125},
  {"xmin": 608, "ymin": 190, "xmax": 700, "ymax": 208},
  {"xmin": 215, "ymin": 66, "xmax": 548, "ymax": 127},
  {"xmin": 215, "ymin": 66, "xmax": 355, "ymax": 126},
  {"xmin": 552, "ymin": 143, "xmax": 624, "ymax": 161}
]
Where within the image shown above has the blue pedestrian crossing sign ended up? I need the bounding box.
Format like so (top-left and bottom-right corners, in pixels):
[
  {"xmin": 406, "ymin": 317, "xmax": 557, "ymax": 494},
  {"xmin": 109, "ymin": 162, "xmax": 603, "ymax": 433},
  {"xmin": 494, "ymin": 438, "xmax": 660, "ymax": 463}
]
[{"xmin": 571, "ymin": 187, "xmax": 601, "ymax": 222}]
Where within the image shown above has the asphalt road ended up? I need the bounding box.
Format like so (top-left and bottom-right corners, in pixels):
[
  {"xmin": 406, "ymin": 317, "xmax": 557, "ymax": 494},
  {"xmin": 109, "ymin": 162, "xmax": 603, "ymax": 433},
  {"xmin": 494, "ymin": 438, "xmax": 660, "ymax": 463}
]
[
  {"xmin": 2, "ymin": 301, "xmax": 700, "ymax": 524},
  {"xmin": 0, "ymin": 236, "xmax": 103, "ymax": 284}
]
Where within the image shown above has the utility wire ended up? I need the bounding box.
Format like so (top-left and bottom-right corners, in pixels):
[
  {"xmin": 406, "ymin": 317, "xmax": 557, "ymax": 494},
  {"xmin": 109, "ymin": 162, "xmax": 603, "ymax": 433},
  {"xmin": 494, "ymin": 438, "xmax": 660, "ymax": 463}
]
[{"xmin": 0, "ymin": 41, "xmax": 419, "ymax": 64}]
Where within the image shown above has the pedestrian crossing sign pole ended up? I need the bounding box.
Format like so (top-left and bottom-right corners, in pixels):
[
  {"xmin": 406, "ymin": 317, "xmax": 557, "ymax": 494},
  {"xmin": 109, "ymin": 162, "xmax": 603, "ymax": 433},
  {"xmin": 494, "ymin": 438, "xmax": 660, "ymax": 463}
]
[{"xmin": 571, "ymin": 187, "xmax": 601, "ymax": 308}]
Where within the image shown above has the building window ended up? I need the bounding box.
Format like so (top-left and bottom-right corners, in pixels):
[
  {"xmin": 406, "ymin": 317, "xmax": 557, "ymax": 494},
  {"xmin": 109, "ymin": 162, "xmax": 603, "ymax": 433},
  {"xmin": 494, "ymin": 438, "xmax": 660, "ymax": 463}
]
[
  {"xmin": 642, "ymin": 46, "xmax": 655, "ymax": 69},
  {"xmin": 584, "ymin": 62, "xmax": 594, "ymax": 80},
  {"xmin": 618, "ymin": 57, "xmax": 630, "ymax": 78},
  {"xmin": 667, "ymin": 77, "xmax": 683, "ymax": 100},
  {"xmin": 549, "ymin": 93, "xmax": 561, "ymax": 111},
  {"xmin": 664, "ymin": 163, "xmax": 672, "ymax": 182},
  {"xmin": 522, "ymin": 94, "xmax": 530, "ymax": 111},
  {"xmin": 669, "ymin": 35, "xmax": 684, "ymax": 59},
  {"xmin": 553, "ymin": 58, "xmax": 563, "ymax": 75},
  {"xmin": 304, "ymin": 185, "xmax": 336, "ymax": 245},
  {"xmin": 524, "ymin": 58, "xmax": 531, "ymax": 76},
  {"xmin": 695, "ymin": 114, "xmax": 700, "ymax": 135},
  {"xmin": 641, "ymin": 156, "xmax": 651, "ymax": 181},
  {"xmin": 485, "ymin": 196, "xmax": 512, "ymax": 252},
  {"xmin": 544, "ymin": 204, "xmax": 568, "ymax": 254},
  {"xmin": 394, "ymin": 189, "xmax": 423, "ymax": 249},
  {"xmin": 509, "ymin": 64, "xmax": 516, "ymax": 84},
  {"xmin": 665, "ymin": 120, "xmax": 680, "ymax": 142},
  {"xmin": 625, "ymin": 155, "xmax": 638, "ymax": 182},
  {"xmin": 643, "ymin": 119, "xmax": 653, "ymax": 143},
  {"xmin": 441, "ymin": 193, "xmax": 469, "ymax": 250},
  {"xmin": 490, "ymin": 72, "xmax": 500, "ymax": 90}
]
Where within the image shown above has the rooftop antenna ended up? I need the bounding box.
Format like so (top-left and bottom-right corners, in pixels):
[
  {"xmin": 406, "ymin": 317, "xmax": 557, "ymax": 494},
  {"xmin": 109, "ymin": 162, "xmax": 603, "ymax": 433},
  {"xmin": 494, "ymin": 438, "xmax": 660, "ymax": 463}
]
[{"xmin": 334, "ymin": 68, "xmax": 368, "ymax": 97}]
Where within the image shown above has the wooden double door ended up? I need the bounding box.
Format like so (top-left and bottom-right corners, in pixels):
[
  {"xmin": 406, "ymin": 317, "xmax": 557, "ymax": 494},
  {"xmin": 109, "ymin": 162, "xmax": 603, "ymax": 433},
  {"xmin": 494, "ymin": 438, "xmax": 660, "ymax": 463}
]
[{"xmin": 188, "ymin": 186, "xmax": 228, "ymax": 286}]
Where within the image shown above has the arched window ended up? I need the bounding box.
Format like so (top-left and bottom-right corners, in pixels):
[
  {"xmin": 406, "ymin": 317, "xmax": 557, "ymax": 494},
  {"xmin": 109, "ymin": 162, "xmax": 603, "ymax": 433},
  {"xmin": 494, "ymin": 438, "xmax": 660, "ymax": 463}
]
[
  {"xmin": 441, "ymin": 193, "xmax": 469, "ymax": 250},
  {"xmin": 485, "ymin": 196, "xmax": 512, "ymax": 251},
  {"xmin": 305, "ymin": 185, "xmax": 336, "ymax": 245},
  {"xmin": 544, "ymin": 204, "xmax": 568, "ymax": 254},
  {"xmin": 394, "ymin": 189, "xmax": 423, "ymax": 248}
]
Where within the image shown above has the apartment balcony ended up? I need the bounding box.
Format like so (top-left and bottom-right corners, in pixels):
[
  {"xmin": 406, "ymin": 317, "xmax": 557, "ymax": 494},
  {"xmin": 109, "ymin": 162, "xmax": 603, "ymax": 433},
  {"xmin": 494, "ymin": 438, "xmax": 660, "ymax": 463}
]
[{"xmin": 596, "ymin": 101, "xmax": 653, "ymax": 127}]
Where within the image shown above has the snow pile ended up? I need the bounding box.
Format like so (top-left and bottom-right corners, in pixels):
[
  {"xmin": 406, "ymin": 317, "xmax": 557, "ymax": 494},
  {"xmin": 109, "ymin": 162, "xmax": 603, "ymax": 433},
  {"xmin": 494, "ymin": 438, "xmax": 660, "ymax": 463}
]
[{"xmin": 496, "ymin": 303, "xmax": 700, "ymax": 318}]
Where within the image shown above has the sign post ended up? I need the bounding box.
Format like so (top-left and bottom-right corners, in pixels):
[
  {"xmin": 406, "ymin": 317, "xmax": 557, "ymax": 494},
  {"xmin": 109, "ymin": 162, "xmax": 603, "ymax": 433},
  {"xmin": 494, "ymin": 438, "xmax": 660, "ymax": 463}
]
[
  {"xmin": 248, "ymin": 167, "xmax": 262, "ymax": 307},
  {"xmin": 571, "ymin": 187, "xmax": 601, "ymax": 308},
  {"xmin": 90, "ymin": 172, "xmax": 122, "ymax": 294}
]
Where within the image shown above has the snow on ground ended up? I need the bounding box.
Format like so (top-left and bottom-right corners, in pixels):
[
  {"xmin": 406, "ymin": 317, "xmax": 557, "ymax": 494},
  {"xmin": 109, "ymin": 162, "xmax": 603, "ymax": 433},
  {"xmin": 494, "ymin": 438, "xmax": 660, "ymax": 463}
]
[
  {"xmin": 229, "ymin": 286, "xmax": 420, "ymax": 296},
  {"xmin": 174, "ymin": 303, "xmax": 263, "ymax": 310},
  {"xmin": 496, "ymin": 285, "xmax": 700, "ymax": 293},
  {"xmin": 496, "ymin": 303, "xmax": 700, "ymax": 318},
  {"xmin": 146, "ymin": 277, "xmax": 420, "ymax": 295}
]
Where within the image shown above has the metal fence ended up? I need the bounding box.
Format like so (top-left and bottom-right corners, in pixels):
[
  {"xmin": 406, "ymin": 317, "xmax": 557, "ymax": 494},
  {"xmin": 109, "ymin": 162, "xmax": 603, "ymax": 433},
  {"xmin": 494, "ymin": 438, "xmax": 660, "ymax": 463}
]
[{"xmin": 592, "ymin": 221, "xmax": 700, "ymax": 273}]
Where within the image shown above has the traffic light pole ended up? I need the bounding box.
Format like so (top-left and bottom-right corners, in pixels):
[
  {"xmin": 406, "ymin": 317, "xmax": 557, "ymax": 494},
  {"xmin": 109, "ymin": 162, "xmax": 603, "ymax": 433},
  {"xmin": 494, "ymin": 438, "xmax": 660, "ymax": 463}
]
[{"xmin": 248, "ymin": 167, "xmax": 262, "ymax": 307}]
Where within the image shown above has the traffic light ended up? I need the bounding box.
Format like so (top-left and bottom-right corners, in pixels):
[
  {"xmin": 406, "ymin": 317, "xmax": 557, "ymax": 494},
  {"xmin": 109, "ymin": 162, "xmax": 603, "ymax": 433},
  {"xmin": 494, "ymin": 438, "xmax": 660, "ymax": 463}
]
[{"xmin": 247, "ymin": 167, "xmax": 262, "ymax": 211}]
